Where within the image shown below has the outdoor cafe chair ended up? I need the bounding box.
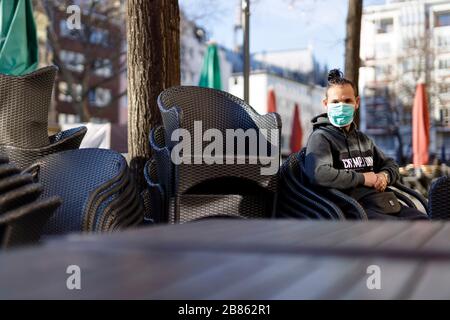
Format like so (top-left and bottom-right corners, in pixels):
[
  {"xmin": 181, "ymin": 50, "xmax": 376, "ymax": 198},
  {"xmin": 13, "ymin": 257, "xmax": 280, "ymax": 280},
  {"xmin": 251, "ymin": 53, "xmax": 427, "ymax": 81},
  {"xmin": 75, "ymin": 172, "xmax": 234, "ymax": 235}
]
[
  {"xmin": 0, "ymin": 154, "xmax": 61, "ymax": 249},
  {"xmin": 149, "ymin": 125, "xmax": 174, "ymax": 200},
  {"xmin": 166, "ymin": 177, "xmax": 274, "ymax": 224},
  {"xmin": 428, "ymin": 176, "xmax": 450, "ymax": 220},
  {"xmin": 278, "ymin": 152, "xmax": 347, "ymax": 220},
  {"xmin": 155, "ymin": 86, "xmax": 281, "ymax": 222},
  {"xmin": 143, "ymin": 158, "xmax": 166, "ymax": 223},
  {"xmin": 0, "ymin": 126, "xmax": 87, "ymax": 170},
  {"xmin": 157, "ymin": 86, "xmax": 281, "ymax": 196},
  {"xmin": 0, "ymin": 66, "xmax": 57, "ymax": 148},
  {"xmin": 84, "ymin": 161, "xmax": 143, "ymax": 232},
  {"xmin": 23, "ymin": 149, "xmax": 144, "ymax": 235},
  {"xmin": 0, "ymin": 65, "xmax": 86, "ymax": 169},
  {"xmin": 278, "ymin": 148, "xmax": 429, "ymax": 220}
]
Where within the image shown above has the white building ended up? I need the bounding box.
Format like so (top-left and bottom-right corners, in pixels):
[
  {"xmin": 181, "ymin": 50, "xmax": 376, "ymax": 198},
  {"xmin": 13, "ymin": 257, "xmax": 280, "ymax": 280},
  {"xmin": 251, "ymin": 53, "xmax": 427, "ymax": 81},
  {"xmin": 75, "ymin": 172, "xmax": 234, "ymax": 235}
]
[
  {"xmin": 228, "ymin": 71, "xmax": 326, "ymax": 155},
  {"xmin": 360, "ymin": 0, "xmax": 450, "ymax": 161},
  {"xmin": 252, "ymin": 46, "xmax": 316, "ymax": 75},
  {"xmin": 180, "ymin": 12, "xmax": 233, "ymax": 91}
]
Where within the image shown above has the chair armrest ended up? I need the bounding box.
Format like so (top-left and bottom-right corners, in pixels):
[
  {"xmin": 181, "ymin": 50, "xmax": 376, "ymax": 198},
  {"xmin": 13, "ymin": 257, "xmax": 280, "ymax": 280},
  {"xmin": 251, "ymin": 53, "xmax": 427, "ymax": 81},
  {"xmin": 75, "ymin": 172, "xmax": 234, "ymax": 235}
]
[
  {"xmin": 393, "ymin": 182, "xmax": 429, "ymax": 215},
  {"xmin": 325, "ymin": 189, "xmax": 369, "ymax": 220}
]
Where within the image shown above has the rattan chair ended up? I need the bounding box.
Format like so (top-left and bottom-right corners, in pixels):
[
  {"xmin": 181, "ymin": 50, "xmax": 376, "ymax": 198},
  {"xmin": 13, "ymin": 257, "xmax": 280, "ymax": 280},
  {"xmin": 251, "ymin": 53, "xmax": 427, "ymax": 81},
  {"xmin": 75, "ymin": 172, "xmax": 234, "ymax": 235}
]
[
  {"xmin": 23, "ymin": 149, "xmax": 144, "ymax": 235},
  {"xmin": 0, "ymin": 66, "xmax": 57, "ymax": 148},
  {"xmin": 428, "ymin": 176, "xmax": 450, "ymax": 220},
  {"xmin": 0, "ymin": 155, "xmax": 61, "ymax": 249},
  {"xmin": 149, "ymin": 126, "xmax": 173, "ymax": 209},
  {"xmin": 143, "ymin": 159, "xmax": 166, "ymax": 223},
  {"xmin": 278, "ymin": 153, "xmax": 346, "ymax": 220},
  {"xmin": 0, "ymin": 126, "xmax": 87, "ymax": 169},
  {"xmin": 156, "ymin": 86, "xmax": 281, "ymax": 222},
  {"xmin": 0, "ymin": 65, "xmax": 86, "ymax": 169},
  {"xmin": 157, "ymin": 86, "xmax": 280, "ymax": 195},
  {"xmin": 278, "ymin": 148, "xmax": 429, "ymax": 220}
]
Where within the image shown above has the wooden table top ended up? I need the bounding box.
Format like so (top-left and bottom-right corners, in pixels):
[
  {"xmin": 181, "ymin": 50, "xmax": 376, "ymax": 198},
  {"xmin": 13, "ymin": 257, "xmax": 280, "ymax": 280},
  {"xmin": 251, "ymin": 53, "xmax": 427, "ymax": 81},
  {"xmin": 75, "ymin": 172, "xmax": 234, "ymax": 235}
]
[{"xmin": 2, "ymin": 219, "xmax": 450, "ymax": 299}]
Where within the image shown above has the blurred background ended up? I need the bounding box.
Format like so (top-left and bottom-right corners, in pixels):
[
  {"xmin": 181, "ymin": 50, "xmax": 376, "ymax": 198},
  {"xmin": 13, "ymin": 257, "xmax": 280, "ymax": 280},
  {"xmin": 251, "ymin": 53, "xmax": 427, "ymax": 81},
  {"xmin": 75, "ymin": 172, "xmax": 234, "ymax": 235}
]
[{"xmin": 29, "ymin": 0, "xmax": 449, "ymax": 193}]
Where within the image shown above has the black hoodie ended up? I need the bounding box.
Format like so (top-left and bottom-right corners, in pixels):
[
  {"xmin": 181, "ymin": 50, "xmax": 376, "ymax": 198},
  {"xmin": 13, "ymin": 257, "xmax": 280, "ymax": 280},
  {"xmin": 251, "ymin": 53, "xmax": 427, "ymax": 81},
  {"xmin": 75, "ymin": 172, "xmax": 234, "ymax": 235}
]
[{"xmin": 304, "ymin": 113, "xmax": 400, "ymax": 199}]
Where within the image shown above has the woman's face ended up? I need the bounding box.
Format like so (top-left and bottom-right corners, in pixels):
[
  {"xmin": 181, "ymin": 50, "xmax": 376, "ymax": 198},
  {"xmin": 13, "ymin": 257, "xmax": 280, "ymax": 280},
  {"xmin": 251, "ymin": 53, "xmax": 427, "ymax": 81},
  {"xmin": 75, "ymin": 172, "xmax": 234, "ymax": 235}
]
[{"xmin": 323, "ymin": 84, "xmax": 360, "ymax": 110}]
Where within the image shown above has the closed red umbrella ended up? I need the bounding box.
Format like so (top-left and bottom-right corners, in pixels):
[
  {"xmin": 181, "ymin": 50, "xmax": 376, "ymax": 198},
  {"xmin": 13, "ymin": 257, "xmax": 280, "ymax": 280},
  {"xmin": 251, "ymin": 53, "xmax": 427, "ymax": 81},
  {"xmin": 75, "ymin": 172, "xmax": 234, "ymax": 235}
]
[
  {"xmin": 290, "ymin": 103, "xmax": 303, "ymax": 153},
  {"xmin": 412, "ymin": 83, "xmax": 430, "ymax": 168},
  {"xmin": 267, "ymin": 89, "xmax": 277, "ymax": 113}
]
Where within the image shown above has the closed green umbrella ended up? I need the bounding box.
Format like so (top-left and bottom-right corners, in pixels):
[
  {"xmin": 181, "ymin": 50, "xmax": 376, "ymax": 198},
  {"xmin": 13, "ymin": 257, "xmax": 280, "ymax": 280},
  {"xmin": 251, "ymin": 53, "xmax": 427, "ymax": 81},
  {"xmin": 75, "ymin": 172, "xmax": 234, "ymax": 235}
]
[
  {"xmin": 0, "ymin": 0, "xmax": 38, "ymax": 75},
  {"xmin": 198, "ymin": 42, "xmax": 222, "ymax": 90}
]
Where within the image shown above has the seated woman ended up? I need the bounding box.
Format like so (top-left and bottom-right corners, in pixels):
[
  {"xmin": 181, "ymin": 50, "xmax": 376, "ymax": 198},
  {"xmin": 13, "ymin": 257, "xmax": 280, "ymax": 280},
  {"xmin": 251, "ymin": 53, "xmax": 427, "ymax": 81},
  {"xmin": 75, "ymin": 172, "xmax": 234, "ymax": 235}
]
[{"xmin": 304, "ymin": 69, "xmax": 427, "ymax": 220}]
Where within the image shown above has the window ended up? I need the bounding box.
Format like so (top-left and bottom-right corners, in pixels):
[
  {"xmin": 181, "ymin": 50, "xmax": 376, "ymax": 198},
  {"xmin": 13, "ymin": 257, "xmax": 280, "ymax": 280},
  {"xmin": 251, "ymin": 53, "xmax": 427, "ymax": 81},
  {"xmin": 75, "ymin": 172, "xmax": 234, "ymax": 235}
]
[
  {"xmin": 89, "ymin": 28, "xmax": 109, "ymax": 46},
  {"xmin": 377, "ymin": 18, "xmax": 394, "ymax": 34},
  {"xmin": 58, "ymin": 113, "xmax": 81, "ymax": 125},
  {"xmin": 437, "ymin": 35, "xmax": 450, "ymax": 48},
  {"xmin": 441, "ymin": 107, "xmax": 450, "ymax": 126},
  {"xmin": 435, "ymin": 11, "xmax": 450, "ymax": 27},
  {"xmin": 88, "ymin": 87, "xmax": 112, "ymax": 107},
  {"xmin": 94, "ymin": 58, "xmax": 113, "ymax": 77},
  {"xmin": 59, "ymin": 20, "xmax": 77, "ymax": 38},
  {"xmin": 438, "ymin": 57, "xmax": 450, "ymax": 69},
  {"xmin": 58, "ymin": 81, "xmax": 82, "ymax": 102},
  {"xmin": 375, "ymin": 64, "xmax": 392, "ymax": 79},
  {"xmin": 59, "ymin": 50, "xmax": 85, "ymax": 72}
]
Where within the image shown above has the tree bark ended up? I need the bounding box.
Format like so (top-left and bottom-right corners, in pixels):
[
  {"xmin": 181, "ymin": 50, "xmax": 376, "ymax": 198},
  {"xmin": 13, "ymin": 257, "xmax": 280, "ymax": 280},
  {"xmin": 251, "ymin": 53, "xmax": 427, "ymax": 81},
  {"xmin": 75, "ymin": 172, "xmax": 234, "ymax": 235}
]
[
  {"xmin": 345, "ymin": 0, "xmax": 363, "ymax": 125},
  {"xmin": 127, "ymin": 0, "xmax": 180, "ymax": 190}
]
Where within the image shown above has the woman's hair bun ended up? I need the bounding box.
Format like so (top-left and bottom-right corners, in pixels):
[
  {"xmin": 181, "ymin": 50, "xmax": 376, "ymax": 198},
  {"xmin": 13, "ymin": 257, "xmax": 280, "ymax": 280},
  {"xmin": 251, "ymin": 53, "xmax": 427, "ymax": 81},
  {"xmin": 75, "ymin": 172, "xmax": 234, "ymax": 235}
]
[{"xmin": 328, "ymin": 69, "xmax": 344, "ymax": 83}]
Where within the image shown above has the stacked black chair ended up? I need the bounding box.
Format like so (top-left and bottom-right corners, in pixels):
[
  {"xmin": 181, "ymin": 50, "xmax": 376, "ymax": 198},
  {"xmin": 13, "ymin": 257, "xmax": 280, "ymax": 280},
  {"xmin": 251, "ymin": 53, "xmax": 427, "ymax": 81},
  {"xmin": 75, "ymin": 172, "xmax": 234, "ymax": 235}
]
[
  {"xmin": 0, "ymin": 66, "xmax": 86, "ymax": 169},
  {"xmin": 428, "ymin": 176, "xmax": 450, "ymax": 219},
  {"xmin": 143, "ymin": 159, "xmax": 166, "ymax": 223},
  {"xmin": 0, "ymin": 154, "xmax": 61, "ymax": 249},
  {"xmin": 278, "ymin": 153, "xmax": 347, "ymax": 220},
  {"xmin": 23, "ymin": 149, "xmax": 144, "ymax": 235},
  {"xmin": 277, "ymin": 148, "xmax": 429, "ymax": 220},
  {"xmin": 145, "ymin": 86, "xmax": 281, "ymax": 224}
]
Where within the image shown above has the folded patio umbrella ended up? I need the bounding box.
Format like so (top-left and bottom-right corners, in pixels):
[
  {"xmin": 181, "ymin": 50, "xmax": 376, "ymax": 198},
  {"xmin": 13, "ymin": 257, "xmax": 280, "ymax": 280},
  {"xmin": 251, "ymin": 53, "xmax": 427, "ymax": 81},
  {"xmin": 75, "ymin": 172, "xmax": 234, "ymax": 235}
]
[
  {"xmin": 267, "ymin": 88, "xmax": 277, "ymax": 113},
  {"xmin": 0, "ymin": 0, "xmax": 38, "ymax": 75},
  {"xmin": 198, "ymin": 42, "xmax": 222, "ymax": 90},
  {"xmin": 290, "ymin": 103, "xmax": 303, "ymax": 153},
  {"xmin": 412, "ymin": 83, "xmax": 430, "ymax": 168}
]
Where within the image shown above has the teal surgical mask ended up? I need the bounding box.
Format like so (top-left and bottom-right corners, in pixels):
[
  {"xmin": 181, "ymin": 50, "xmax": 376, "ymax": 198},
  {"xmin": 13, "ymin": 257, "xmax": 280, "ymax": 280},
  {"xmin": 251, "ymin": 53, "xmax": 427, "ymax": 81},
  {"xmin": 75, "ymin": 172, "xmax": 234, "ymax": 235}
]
[{"xmin": 327, "ymin": 103, "xmax": 355, "ymax": 127}]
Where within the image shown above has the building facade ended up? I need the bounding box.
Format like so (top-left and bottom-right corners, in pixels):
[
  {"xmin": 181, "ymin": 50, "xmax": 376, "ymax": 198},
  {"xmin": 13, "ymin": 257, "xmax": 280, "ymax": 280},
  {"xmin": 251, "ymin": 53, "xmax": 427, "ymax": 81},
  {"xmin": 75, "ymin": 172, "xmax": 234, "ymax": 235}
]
[
  {"xmin": 34, "ymin": 0, "xmax": 125, "ymax": 125},
  {"xmin": 180, "ymin": 12, "xmax": 233, "ymax": 91},
  {"xmin": 360, "ymin": 0, "xmax": 450, "ymax": 162}
]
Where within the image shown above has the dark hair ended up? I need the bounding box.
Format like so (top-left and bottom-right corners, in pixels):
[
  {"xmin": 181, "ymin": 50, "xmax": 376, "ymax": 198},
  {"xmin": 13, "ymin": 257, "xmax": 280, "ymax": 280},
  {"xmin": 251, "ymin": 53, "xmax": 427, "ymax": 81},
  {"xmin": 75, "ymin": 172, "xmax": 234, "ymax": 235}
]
[{"xmin": 326, "ymin": 69, "xmax": 356, "ymax": 96}]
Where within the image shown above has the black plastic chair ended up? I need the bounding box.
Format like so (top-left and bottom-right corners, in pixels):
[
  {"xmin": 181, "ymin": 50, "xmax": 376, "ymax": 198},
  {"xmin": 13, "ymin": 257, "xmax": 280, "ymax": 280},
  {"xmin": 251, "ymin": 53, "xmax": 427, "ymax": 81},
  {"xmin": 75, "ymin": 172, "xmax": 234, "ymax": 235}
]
[
  {"xmin": 428, "ymin": 176, "xmax": 450, "ymax": 220},
  {"xmin": 23, "ymin": 149, "xmax": 144, "ymax": 235}
]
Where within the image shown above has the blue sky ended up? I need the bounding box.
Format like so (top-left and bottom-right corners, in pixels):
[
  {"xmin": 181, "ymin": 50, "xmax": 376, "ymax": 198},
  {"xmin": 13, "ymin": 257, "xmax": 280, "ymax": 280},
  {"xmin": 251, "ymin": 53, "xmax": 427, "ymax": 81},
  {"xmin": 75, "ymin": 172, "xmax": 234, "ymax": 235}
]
[{"xmin": 180, "ymin": 0, "xmax": 386, "ymax": 70}]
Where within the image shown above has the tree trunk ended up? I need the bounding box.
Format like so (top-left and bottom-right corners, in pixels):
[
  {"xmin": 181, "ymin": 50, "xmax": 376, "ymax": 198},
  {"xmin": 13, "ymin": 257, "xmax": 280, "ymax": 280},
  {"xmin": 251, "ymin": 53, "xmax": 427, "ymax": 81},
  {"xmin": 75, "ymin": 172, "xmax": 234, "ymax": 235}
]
[
  {"xmin": 345, "ymin": 0, "xmax": 363, "ymax": 125},
  {"xmin": 127, "ymin": 0, "xmax": 180, "ymax": 190}
]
